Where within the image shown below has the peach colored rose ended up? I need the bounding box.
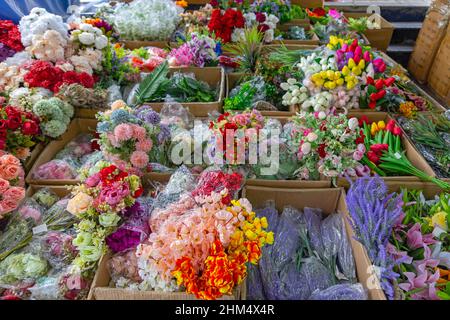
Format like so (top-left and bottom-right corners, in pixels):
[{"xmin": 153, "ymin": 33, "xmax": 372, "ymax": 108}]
[
  {"xmin": 111, "ymin": 100, "xmax": 127, "ymax": 110},
  {"xmin": 0, "ymin": 154, "xmax": 21, "ymax": 166},
  {"xmin": 4, "ymin": 186, "xmax": 25, "ymax": 202},
  {"xmin": 67, "ymin": 192, "xmax": 93, "ymax": 216},
  {"xmin": 14, "ymin": 147, "xmax": 31, "ymax": 160},
  {"xmin": 1, "ymin": 199, "xmax": 20, "ymax": 214},
  {"xmin": 0, "ymin": 164, "xmax": 21, "ymax": 180}
]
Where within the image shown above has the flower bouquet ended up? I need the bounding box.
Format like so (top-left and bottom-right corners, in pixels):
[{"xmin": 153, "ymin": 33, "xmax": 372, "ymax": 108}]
[
  {"xmin": 286, "ymin": 111, "xmax": 366, "ymax": 181},
  {"xmin": 168, "ymin": 33, "xmax": 218, "ymax": 68},
  {"xmin": 0, "ymin": 20, "xmax": 24, "ymax": 62},
  {"xmin": 104, "ymin": 167, "xmax": 272, "ymax": 300},
  {"xmin": 0, "ymin": 105, "xmax": 43, "ymax": 160},
  {"xmin": 208, "ymin": 109, "xmax": 265, "ymax": 171},
  {"xmin": 96, "ymin": 100, "xmax": 171, "ymax": 171},
  {"xmin": 0, "ymin": 153, "xmax": 25, "ymax": 219},
  {"xmin": 32, "ymin": 133, "xmax": 100, "ymax": 181},
  {"xmin": 396, "ymin": 112, "xmax": 450, "ymax": 178},
  {"xmin": 248, "ymin": 202, "xmax": 365, "ymax": 300},
  {"xmin": 358, "ymin": 115, "xmax": 450, "ymax": 190},
  {"xmin": 347, "ymin": 176, "xmax": 450, "ymax": 300},
  {"xmin": 66, "ymin": 162, "xmax": 143, "ymax": 276},
  {"xmin": 0, "ymin": 188, "xmax": 76, "ymax": 261},
  {"xmin": 32, "ymin": 97, "xmax": 74, "ymax": 138},
  {"xmin": 248, "ymin": 0, "xmax": 307, "ymax": 24},
  {"xmin": 108, "ymin": 0, "xmax": 182, "ymax": 42},
  {"xmin": 23, "ymin": 60, "xmax": 95, "ymax": 93}
]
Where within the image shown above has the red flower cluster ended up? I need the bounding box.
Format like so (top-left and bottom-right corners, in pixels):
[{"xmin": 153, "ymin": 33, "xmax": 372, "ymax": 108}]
[
  {"xmin": 306, "ymin": 8, "xmax": 327, "ymax": 18},
  {"xmin": 24, "ymin": 61, "xmax": 95, "ymax": 93},
  {"xmin": 366, "ymin": 76, "xmax": 395, "ymax": 109},
  {"xmin": 192, "ymin": 171, "xmax": 243, "ymax": 204},
  {"xmin": 0, "ymin": 20, "xmax": 24, "ymax": 52},
  {"xmin": 0, "ymin": 105, "xmax": 41, "ymax": 159},
  {"xmin": 367, "ymin": 143, "xmax": 389, "ymax": 164},
  {"xmin": 208, "ymin": 8, "xmax": 245, "ymax": 43}
]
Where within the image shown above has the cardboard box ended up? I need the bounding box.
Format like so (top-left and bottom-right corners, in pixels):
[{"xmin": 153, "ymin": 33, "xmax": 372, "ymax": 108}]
[
  {"xmin": 343, "ymin": 12, "xmax": 394, "ymax": 52},
  {"xmin": 291, "ymin": 0, "xmax": 323, "ymax": 8},
  {"xmin": 338, "ymin": 111, "xmax": 437, "ymax": 187},
  {"xmin": 143, "ymin": 67, "xmax": 225, "ymax": 117},
  {"xmin": 427, "ymin": 22, "xmax": 450, "ymax": 106},
  {"xmin": 23, "ymin": 143, "xmax": 47, "ymax": 173},
  {"xmin": 26, "ymin": 118, "xmax": 98, "ymax": 186},
  {"xmin": 408, "ymin": 0, "xmax": 450, "ymax": 83},
  {"xmin": 242, "ymin": 186, "xmax": 386, "ymax": 300},
  {"xmin": 89, "ymin": 252, "xmax": 245, "ymax": 300},
  {"xmin": 226, "ymin": 72, "xmax": 297, "ymax": 117},
  {"xmin": 273, "ymin": 23, "xmax": 320, "ymax": 46}
]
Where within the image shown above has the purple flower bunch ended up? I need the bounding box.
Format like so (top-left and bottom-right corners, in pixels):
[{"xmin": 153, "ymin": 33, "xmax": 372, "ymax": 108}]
[
  {"xmin": 346, "ymin": 176, "xmax": 407, "ymax": 299},
  {"xmin": 106, "ymin": 201, "xmax": 151, "ymax": 253},
  {"xmin": 0, "ymin": 43, "xmax": 15, "ymax": 62},
  {"xmin": 169, "ymin": 34, "xmax": 217, "ymax": 68}
]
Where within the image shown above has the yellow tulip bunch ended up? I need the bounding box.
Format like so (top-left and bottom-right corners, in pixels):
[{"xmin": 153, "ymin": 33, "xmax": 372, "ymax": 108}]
[
  {"xmin": 327, "ymin": 35, "xmax": 344, "ymax": 50},
  {"xmin": 370, "ymin": 120, "xmax": 386, "ymax": 136},
  {"xmin": 311, "ymin": 68, "xmax": 358, "ymax": 90}
]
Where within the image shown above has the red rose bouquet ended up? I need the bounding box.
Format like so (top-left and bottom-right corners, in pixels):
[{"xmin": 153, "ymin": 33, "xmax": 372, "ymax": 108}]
[
  {"xmin": 0, "ymin": 20, "xmax": 24, "ymax": 53},
  {"xmin": 208, "ymin": 8, "xmax": 245, "ymax": 43},
  {"xmin": 0, "ymin": 105, "xmax": 43, "ymax": 160},
  {"xmin": 23, "ymin": 60, "xmax": 95, "ymax": 93}
]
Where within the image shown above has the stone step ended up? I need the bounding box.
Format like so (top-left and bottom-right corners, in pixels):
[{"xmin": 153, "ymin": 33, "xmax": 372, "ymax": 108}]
[
  {"xmin": 390, "ymin": 22, "xmax": 422, "ymax": 45},
  {"xmin": 387, "ymin": 44, "xmax": 414, "ymax": 67}
]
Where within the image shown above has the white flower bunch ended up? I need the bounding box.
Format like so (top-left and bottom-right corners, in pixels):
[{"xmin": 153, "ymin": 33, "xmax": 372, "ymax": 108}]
[
  {"xmin": 27, "ymin": 30, "xmax": 67, "ymax": 62},
  {"xmin": 111, "ymin": 0, "xmax": 182, "ymax": 41},
  {"xmin": 0, "ymin": 63, "xmax": 27, "ymax": 91},
  {"xmin": 71, "ymin": 23, "xmax": 108, "ymax": 50},
  {"xmin": 301, "ymin": 91, "xmax": 333, "ymax": 112},
  {"xmin": 19, "ymin": 7, "xmax": 68, "ymax": 47},
  {"xmin": 9, "ymin": 87, "xmax": 52, "ymax": 112},
  {"xmin": 243, "ymin": 12, "xmax": 279, "ymax": 43},
  {"xmin": 296, "ymin": 53, "xmax": 322, "ymax": 78},
  {"xmin": 69, "ymin": 48, "xmax": 103, "ymax": 74},
  {"xmin": 280, "ymin": 78, "xmax": 309, "ymax": 106}
]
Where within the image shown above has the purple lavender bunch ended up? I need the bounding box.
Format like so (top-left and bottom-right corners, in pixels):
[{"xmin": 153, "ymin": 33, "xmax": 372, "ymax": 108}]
[{"xmin": 346, "ymin": 176, "xmax": 405, "ymax": 299}]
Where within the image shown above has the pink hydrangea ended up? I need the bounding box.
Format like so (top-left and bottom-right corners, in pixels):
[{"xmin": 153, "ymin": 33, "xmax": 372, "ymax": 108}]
[
  {"xmin": 114, "ymin": 123, "xmax": 134, "ymax": 142},
  {"xmin": 136, "ymin": 139, "xmax": 153, "ymax": 153}
]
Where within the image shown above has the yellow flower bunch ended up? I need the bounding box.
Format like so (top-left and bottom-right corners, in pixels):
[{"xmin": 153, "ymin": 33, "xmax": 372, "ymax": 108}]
[
  {"xmin": 399, "ymin": 101, "xmax": 417, "ymax": 118},
  {"xmin": 311, "ymin": 68, "xmax": 358, "ymax": 90},
  {"xmin": 327, "ymin": 35, "xmax": 345, "ymax": 50},
  {"xmin": 370, "ymin": 120, "xmax": 386, "ymax": 136},
  {"xmin": 227, "ymin": 200, "xmax": 274, "ymax": 263},
  {"xmin": 426, "ymin": 211, "xmax": 448, "ymax": 231}
]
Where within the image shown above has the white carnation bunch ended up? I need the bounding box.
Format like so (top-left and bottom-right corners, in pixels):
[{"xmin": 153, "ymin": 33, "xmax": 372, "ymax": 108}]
[
  {"xmin": 19, "ymin": 7, "xmax": 68, "ymax": 47},
  {"xmin": 281, "ymin": 78, "xmax": 309, "ymax": 106},
  {"xmin": 110, "ymin": 0, "xmax": 182, "ymax": 41},
  {"xmin": 71, "ymin": 23, "xmax": 108, "ymax": 50}
]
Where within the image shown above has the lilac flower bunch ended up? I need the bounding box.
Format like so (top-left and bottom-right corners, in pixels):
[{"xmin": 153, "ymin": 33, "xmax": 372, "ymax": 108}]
[
  {"xmin": 106, "ymin": 201, "xmax": 151, "ymax": 253},
  {"xmin": 0, "ymin": 43, "xmax": 15, "ymax": 62},
  {"xmin": 168, "ymin": 33, "xmax": 217, "ymax": 67},
  {"xmin": 346, "ymin": 176, "xmax": 408, "ymax": 299}
]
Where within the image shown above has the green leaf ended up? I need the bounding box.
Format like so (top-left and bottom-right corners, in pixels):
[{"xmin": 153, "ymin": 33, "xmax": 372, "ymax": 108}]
[{"xmin": 134, "ymin": 61, "xmax": 169, "ymax": 106}]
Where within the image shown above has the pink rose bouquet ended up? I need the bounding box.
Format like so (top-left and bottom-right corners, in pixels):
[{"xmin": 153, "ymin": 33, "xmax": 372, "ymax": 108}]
[{"xmin": 0, "ymin": 153, "xmax": 26, "ymax": 219}]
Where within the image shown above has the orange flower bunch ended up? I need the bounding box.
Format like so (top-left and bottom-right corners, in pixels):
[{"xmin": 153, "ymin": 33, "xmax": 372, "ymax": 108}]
[{"xmin": 172, "ymin": 200, "xmax": 274, "ymax": 300}]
